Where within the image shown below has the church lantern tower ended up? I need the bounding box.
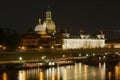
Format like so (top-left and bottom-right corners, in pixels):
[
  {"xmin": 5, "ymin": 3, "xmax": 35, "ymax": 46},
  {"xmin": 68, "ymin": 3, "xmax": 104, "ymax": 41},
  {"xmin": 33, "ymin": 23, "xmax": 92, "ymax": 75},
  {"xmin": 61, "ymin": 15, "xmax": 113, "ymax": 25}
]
[{"xmin": 43, "ymin": 9, "xmax": 56, "ymax": 35}]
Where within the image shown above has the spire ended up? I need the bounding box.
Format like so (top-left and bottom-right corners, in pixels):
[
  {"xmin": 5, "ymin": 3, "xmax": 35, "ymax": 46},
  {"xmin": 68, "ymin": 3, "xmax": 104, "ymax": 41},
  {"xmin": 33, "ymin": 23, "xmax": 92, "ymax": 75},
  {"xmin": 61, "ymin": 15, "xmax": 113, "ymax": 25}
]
[
  {"xmin": 46, "ymin": 5, "xmax": 52, "ymax": 20},
  {"xmin": 38, "ymin": 18, "xmax": 41, "ymax": 24},
  {"xmin": 46, "ymin": 11, "xmax": 52, "ymax": 20},
  {"xmin": 48, "ymin": 5, "xmax": 50, "ymax": 10}
]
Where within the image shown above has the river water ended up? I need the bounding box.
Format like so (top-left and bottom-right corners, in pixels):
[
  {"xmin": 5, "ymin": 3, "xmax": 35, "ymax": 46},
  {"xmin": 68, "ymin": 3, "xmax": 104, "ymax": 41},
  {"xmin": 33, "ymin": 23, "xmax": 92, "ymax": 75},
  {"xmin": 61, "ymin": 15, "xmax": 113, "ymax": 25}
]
[{"xmin": 0, "ymin": 62, "xmax": 120, "ymax": 80}]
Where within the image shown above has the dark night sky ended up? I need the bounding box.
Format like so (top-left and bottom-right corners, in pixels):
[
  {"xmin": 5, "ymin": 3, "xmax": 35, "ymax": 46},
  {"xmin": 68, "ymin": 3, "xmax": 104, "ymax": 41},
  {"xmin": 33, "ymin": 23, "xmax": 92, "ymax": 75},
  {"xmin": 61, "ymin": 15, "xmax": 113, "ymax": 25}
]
[{"xmin": 0, "ymin": 0, "xmax": 120, "ymax": 37}]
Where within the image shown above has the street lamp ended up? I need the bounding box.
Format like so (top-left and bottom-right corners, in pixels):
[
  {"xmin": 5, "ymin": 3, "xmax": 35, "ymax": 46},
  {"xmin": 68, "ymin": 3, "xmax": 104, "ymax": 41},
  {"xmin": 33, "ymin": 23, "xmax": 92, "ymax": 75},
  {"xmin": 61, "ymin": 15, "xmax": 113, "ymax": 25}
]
[
  {"xmin": 92, "ymin": 53, "xmax": 95, "ymax": 56},
  {"xmin": 79, "ymin": 54, "xmax": 81, "ymax": 56},
  {"xmin": 62, "ymin": 55, "xmax": 65, "ymax": 58},
  {"xmin": 19, "ymin": 57, "xmax": 22, "ymax": 62},
  {"xmin": 86, "ymin": 54, "xmax": 89, "ymax": 57}
]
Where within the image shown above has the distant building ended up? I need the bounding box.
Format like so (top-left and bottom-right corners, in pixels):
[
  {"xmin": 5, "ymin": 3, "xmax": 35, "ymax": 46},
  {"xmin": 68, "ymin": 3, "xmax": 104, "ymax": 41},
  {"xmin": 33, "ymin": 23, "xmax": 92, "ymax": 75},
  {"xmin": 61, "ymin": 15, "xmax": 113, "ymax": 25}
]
[
  {"xmin": 18, "ymin": 9, "xmax": 105, "ymax": 51},
  {"xmin": 57, "ymin": 30, "xmax": 105, "ymax": 49},
  {"xmin": 105, "ymin": 39, "xmax": 120, "ymax": 48},
  {"xmin": 18, "ymin": 10, "xmax": 55, "ymax": 51},
  {"xmin": 62, "ymin": 38, "xmax": 105, "ymax": 49}
]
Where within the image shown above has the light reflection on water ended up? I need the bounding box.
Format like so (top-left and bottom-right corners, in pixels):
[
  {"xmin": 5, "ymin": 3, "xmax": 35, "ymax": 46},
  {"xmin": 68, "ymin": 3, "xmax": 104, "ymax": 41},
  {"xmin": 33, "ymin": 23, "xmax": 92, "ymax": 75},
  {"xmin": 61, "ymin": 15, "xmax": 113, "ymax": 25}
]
[{"xmin": 1, "ymin": 62, "xmax": 120, "ymax": 80}]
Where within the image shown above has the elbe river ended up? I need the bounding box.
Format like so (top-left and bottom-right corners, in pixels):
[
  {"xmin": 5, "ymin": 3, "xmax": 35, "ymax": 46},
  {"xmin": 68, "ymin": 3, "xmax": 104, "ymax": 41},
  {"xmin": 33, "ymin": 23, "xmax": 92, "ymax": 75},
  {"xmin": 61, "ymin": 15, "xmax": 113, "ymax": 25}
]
[{"xmin": 0, "ymin": 62, "xmax": 120, "ymax": 80}]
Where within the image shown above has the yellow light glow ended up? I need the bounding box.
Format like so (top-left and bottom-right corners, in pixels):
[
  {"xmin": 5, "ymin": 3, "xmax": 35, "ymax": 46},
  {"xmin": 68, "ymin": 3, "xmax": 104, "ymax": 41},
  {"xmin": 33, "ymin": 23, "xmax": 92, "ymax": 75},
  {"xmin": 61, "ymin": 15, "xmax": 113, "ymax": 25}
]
[
  {"xmin": 21, "ymin": 46, "xmax": 26, "ymax": 50},
  {"xmin": 74, "ymin": 63, "xmax": 78, "ymax": 80},
  {"xmin": 84, "ymin": 65, "xmax": 88, "ymax": 80},
  {"xmin": 40, "ymin": 71, "xmax": 44, "ymax": 80},
  {"xmin": 52, "ymin": 68, "xmax": 55, "ymax": 80},
  {"xmin": 18, "ymin": 71, "xmax": 26, "ymax": 80},
  {"xmin": 51, "ymin": 46, "xmax": 54, "ymax": 49},
  {"xmin": 86, "ymin": 54, "xmax": 89, "ymax": 57},
  {"xmin": 39, "ymin": 46, "xmax": 43, "ymax": 49},
  {"xmin": 3, "ymin": 73, "xmax": 7, "ymax": 80},
  {"xmin": 108, "ymin": 72, "xmax": 111, "ymax": 80},
  {"xmin": 21, "ymin": 46, "xmax": 24, "ymax": 49},
  {"xmin": 115, "ymin": 66, "xmax": 119, "ymax": 80},
  {"xmin": 57, "ymin": 67, "xmax": 60, "ymax": 80},
  {"xmin": 0, "ymin": 45, "xmax": 2, "ymax": 48},
  {"xmin": 108, "ymin": 46, "xmax": 111, "ymax": 48},
  {"xmin": 3, "ymin": 47, "xmax": 6, "ymax": 50},
  {"xmin": 63, "ymin": 68, "xmax": 67, "ymax": 80},
  {"xmin": 92, "ymin": 53, "xmax": 95, "ymax": 56}
]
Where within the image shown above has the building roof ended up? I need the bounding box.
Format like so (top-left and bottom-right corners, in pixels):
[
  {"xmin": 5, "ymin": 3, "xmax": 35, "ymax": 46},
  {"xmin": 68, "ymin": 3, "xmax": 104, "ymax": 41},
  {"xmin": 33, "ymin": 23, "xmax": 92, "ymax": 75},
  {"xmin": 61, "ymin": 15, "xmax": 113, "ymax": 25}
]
[{"xmin": 34, "ymin": 18, "xmax": 46, "ymax": 32}]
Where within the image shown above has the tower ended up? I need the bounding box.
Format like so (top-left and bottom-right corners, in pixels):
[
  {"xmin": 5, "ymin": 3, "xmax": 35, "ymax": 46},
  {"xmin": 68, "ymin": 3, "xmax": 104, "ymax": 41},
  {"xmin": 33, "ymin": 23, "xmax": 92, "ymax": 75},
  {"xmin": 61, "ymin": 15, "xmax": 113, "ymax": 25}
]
[{"xmin": 43, "ymin": 9, "xmax": 56, "ymax": 35}]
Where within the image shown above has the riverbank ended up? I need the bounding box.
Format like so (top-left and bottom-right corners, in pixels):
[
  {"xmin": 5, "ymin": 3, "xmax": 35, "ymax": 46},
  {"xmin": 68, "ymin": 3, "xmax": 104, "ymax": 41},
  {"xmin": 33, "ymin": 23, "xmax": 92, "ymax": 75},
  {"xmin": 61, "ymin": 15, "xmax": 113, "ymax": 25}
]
[
  {"xmin": 0, "ymin": 48, "xmax": 120, "ymax": 61},
  {"xmin": 0, "ymin": 48, "xmax": 119, "ymax": 70}
]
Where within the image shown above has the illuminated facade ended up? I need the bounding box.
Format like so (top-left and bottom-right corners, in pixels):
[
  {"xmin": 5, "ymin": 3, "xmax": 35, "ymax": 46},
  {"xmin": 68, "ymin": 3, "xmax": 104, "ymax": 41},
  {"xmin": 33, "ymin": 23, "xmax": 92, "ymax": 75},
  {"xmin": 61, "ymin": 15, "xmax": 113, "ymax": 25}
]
[
  {"xmin": 62, "ymin": 38, "xmax": 105, "ymax": 49},
  {"xmin": 60, "ymin": 31, "xmax": 105, "ymax": 49},
  {"xmin": 105, "ymin": 43, "xmax": 120, "ymax": 48},
  {"xmin": 18, "ymin": 31, "xmax": 52, "ymax": 51},
  {"xmin": 18, "ymin": 9, "xmax": 105, "ymax": 51},
  {"xmin": 43, "ymin": 10, "xmax": 56, "ymax": 34},
  {"xmin": 18, "ymin": 17, "xmax": 52, "ymax": 51}
]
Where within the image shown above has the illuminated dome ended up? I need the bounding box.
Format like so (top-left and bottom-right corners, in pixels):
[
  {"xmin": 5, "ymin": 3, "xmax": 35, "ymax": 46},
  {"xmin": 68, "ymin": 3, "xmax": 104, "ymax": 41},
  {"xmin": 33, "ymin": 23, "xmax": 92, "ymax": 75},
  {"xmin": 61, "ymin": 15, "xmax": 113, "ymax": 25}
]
[
  {"xmin": 43, "ymin": 20, "xmax": 56, "ymax": 33},
  {"xmin": 34, "ymin": 18, "xmax": 46, "ymax": 35},
  {"xmin": 35, "ymin": 24, "xmax": 46, "ymax": 32},
  {"xmin": 34, "ymin": 18, "xmax": 46, "ymax": 32},
  {"xmin": 43, "ymin": 10, "xmax": 56, "ymax": 34}
]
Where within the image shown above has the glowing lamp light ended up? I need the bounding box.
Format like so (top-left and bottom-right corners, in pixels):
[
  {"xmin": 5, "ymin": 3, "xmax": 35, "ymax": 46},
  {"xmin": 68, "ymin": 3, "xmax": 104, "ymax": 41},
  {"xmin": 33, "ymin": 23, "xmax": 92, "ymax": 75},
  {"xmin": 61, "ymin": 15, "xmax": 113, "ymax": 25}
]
[
  {"xmin": 49, "ymin": 62, "xmax": 52, "ymax": 65},
  {"xmin": 92, "ymin": 53, "xmax": 95, "ymax": 56},
  {"xmin": 41, "ymin": 56, "xmax": 45, "ymax": 59},
  {"xmin": 51, "ymin": 46, "xmax": 54, "ymax": 49},
  {"xmin": 108, "ymin": 46, "xmax": 111, "ymax": 48},
  {"xmin": 21, "ymin": 46, "xmax": 26, "ymax": 51},
  {"xmin": 86, "ymin": 54, "xmax": 89, "ymax": 57},
  {"xmin": 0, "ymin": 45, "xmax": 2, "ymax": 48},
  {"xmin": 49, "ymin": 61, "xmax": 55, "ymax": 66},
  {"xmin": 99, "ymin": 57, "xmax": 101, "ymax": 60},
  {"xmin": 3, "ymin": 47, "xmax": 6, "ymax": 50},
  {"xmin": 105, "ymin": 53, "xmax": 107, "ymax": 55},
  {"xmin": 3, "ymin": 73, "xmax": 7, "ymax": 80},
  {"xmin": 103, "ymin": 56, "xmax": 106, "ymax": 58},
  {"xmin": 79, "ymin": 54, "xmax": 81, "ymax": 56},
  {"xmin": 62, "ymin": 55, "xmax": 65, "ymax": 58},
  {"xmin": 19, "ymin": 57, "xmax": 22, "ymax": 61},
  {"xmin": 39, "ymin": 46, "xmax": 43, "ymax": 49},
  {"xmin": 21, "ymin": 46, "xmax": 25, "ymax": 50}
]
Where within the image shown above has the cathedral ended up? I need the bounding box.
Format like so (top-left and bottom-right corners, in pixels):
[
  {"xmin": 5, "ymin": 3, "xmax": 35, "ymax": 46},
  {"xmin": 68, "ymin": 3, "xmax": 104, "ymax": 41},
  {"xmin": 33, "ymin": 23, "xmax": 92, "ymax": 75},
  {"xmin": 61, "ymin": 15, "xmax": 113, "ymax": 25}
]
[
  {"xmin": 35, "ymin": 10, "xmax": 56, "ymax": 35},
  {"xmin": 18, "ymin": 9, "xmax": 105, "ymax": 51}
]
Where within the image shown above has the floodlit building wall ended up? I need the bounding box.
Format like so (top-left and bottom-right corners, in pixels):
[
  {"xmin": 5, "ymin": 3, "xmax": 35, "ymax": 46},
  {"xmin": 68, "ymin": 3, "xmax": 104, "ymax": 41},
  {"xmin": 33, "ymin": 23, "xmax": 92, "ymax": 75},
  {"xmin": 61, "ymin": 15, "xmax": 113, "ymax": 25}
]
[
  {"xmin": 62, "ymin": 39, "xmax": 105, "ymax": 49},
  {"xmin": 105, "ymin": 43, "xmax": 120, "ymax": 48}
]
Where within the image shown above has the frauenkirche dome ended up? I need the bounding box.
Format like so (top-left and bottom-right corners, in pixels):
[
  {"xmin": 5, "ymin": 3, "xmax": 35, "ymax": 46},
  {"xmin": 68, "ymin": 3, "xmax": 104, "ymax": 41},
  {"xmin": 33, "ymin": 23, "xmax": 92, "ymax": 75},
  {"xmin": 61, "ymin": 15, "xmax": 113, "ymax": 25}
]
[{"xmin": 43, "ymin": 10, "xmax": 56, "ymax": 34}]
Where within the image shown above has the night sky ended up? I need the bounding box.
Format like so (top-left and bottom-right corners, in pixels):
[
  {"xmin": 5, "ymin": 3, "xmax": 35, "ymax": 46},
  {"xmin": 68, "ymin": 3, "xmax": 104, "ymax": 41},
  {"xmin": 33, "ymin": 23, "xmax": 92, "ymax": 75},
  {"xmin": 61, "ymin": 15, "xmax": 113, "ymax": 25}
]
[{"xmin": 0, "ymin": 0, "xmax": 120, "ymax": 38}]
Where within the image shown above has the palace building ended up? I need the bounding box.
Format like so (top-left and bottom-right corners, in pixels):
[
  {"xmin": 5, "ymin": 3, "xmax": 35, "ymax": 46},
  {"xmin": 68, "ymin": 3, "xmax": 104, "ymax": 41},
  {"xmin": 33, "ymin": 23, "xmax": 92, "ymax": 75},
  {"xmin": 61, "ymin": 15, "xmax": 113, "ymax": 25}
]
[
  {"xmin": 56, "ymin": 30, "xmax": 105, "ymax": 49},
  {"xmin": 18, "ymin": 9, "xmax": 105, "ymax": 51}
]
